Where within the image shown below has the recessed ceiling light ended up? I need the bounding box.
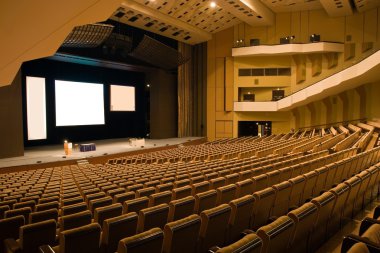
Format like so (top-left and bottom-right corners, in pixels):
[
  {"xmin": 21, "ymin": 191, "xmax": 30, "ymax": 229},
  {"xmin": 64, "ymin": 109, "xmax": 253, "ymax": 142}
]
[{"xmin": 210, "ymin": 1, "xmax": 217, "ymax": 8}]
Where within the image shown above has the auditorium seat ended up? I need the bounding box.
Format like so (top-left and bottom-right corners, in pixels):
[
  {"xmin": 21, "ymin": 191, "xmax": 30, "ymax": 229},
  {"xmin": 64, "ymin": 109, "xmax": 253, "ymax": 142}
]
[
  {"xmin": 29, "ymin": 209, "xmax": 58, "ymax": 224},
  {"xmin": 271, "ymin": 181, "xmax": 292, "ymax": 217},
  {"xmin": 256, "ymin": 216, "xmax": 295, "ymax": 253},
  {"xmin": 190, "ymin": 175, "xmax": 205, "ymax": 184},
  {"xmin": 251, "ymin": 174, "xmax": 268, "ymax": 193},
  {"xmin": 310, "ymin": 191, "xmax": 336, "ymax": 251},
  {"xmin": 328, "ymin": 183, "xmax": 350, "ymax": 234},
  {"xmin": 228, "ymin": 195, "xmax": 255, "ymax": 242},
  {"xmin": 61, "ymin": 196, "xmax": 83, "ymax": 207},
  {"xmin": 61, "ymin": 202, "xmax": 87, "ymax": 216},
  {"xmin": 5, "ymin": 207, "xmax": 32, "ymax": 223},
  {"xmin": 113, "ymin": 192, "xmax": 135, "ymax": 205},
  {"xmin": 365, "ymin": 166, "xmax": 380, "ymax": 203},
  {"xmin": 162, "ymin": 214, "xmax": 201, "ymax": 253},
  {"xmin": 93, "ymin": 203, "xmax": 122, "ymax": 228},
  {"xmin": 313, "ymin": 166, "xmax": 329, "ymax": 197},
  {"xmin": 216, "ymin": 184, "xmax": 237, "ymax": 206},
  {"xmin": 135, "ymin": 187, "xmax": 156, "ymax": 197},
  {"xmin": 301, "ymin": 170, "xmax": 318, "ymax": 204},
  {"xmin": 288, "ymin": 202, "xmax": 318, "ymax": 253},
  {"xmin": 85, "ymin": 192, "xmax": 106, "ymax": 206},
  {"xmin": 345, "ymin": 242, "xmax": 371, "ymax": 253},
  {"xmin": 210, "ymin": 177, "xmax": 227, "ymax": 190},
  {"xmin": 35, "ymin": 201, "xmax": 59, "ymax": 212},
  {"xmin": 106, "ymin": 188, "xmax": 125, "ymax": 198},
  {"xmin": 171, "ymin": 185, "xmax": 192, "ymax": 200},
  {"xmin": 123, "ymin": 197, "xmax": 149, "ymax": 214},
  {"xmin": 252, "ymin": 187, "xmax": 276, "ymax": 230},
  {"xmin": 168, "ymin": 196, "xmax": 195, "ymax": 222},
  {"xmin": 100, "ymin": 212, "xmax": 138, "ymax": 253},
  {"xmin": 0, "ymin": 216, "xmax": 25, "ymax": 253},
  {"xmin": 42, "ymin": 223, "xmax": 102, "ymax": 253},
  {"xmin": 344, "ymin": 176, "xmax": 362, "ymax": 219},
  {"xmin": 0, "ymin": 205, "xmax": 10, "ymax": 219},
  {"xmin": 137, "ymin": 203, "xmax": 169, "ymax": 232},
  {"xmin": 89, "ymin": 196, "xmax": 113, "ymax": 216},
  {"xmin": 4, "ymin": 219, "xmax": 56, "ymax": 253},
  {"xmin": 117, "ymin": 227, "xmax": 164, "ymax": 253},
  {"xmin": 156, "ymin": 183, "xmax": 174, "ymax": 193},
  {"xmin": 173, "ymin": 179, "xmax": 191, "ymax": 188},
  {"xmin": 194, "ymin": 190, "xmax": 217, "ymax": 214},
  {"xmin": 199, "ymin": 204, "xmax": 232, "ymax": 253},
  {"xmin": 148, "ymin": 191, "xmax": 172, "ymax": 207},
  {"xmin": 60, "ymin": 210, "xmax": 92, "ymax": 232},
  {"xmin": 225, "ymin": 173, "xmax": 239, "ymax": 185},
  {"xmin": 13, "ymin": 200, "xmax": 36, "ymax": 211},
  {"xmin": 288, "ymin": 175, "xmax": 306, "ymax": 208},
  {"xmin": 215, "ymin": 233, "xmax": 262, "ymax": 253},
  {"xmin": 38, "ymin": 196, "xmax": 59, "ymax": 205},
  {"xmin": 354, "ymin": 170, "xmax": 371, "ymax": 214}
]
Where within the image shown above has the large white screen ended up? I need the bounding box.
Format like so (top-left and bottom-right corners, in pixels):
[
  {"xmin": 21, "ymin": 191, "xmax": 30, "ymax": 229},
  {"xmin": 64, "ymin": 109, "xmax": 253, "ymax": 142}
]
[
  {"xmin": 55, "ymin": 80, "xmax": 105, "ymax": 126},
  {"xmin": 110, "ymin": 85, "xmax": 135, "ymax": 111},
  {"xmin": 26, "ymin": 76, "xmax": 47, "ymax": 140}
]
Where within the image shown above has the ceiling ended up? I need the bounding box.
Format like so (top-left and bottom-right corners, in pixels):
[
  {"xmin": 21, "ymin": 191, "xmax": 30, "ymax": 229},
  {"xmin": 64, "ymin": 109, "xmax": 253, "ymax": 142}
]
[{"xmin": 109, "ymin": 0, "xmax": 380, "ymax": 45}]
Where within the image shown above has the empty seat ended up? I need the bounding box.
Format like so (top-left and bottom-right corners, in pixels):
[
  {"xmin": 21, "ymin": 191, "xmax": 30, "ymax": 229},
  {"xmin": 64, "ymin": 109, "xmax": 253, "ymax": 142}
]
[
  {"xmin": 216, "ymin": 184, "xmax": 237, "ymax": 206},
  {"xmin": 235, "ymin": 179, "xmax": 254, "ymax": 198},
  {"xmin": 168, "ymin": 196, "xmax": 195, "ymax": 222},
  {"xmin": 199, "ymin": 204, "xmax": 232, "ymax": 252},
  {"xmin": 0, "ymin": 205, "xmax": 10, "ymax": 219},
  {"xmin": 0, "ymin": 216, "xmax": 25, "ymax": 253},
  {"xmin": 288, "ymin": 202, "xmax": 319, "ymax": 253},
  {"xmin": 35, "ymin": 201, "xmax": 59, "ymax": 212},
  {"xmin": 113, "ymin": 192, "xmax": 135, "ymax": 205},
  {"xmin": 117, "ymin": 227, "xmax": 164, "ymax": 253},
  {"xmin": 156, "ymin": 183, "xmax": 174, "ymax": 193},
  {"xmin": 101, "ymin": 212, "xmax": 138, "ymax": 253},
  {"xmin": 301, "ymin": 171, "xmax": 318, "ymax": 204},
  {"xmin": 344, "ymin": 176, "xmax": 362, "ymax": 219},
  {"xmin": 4, "ymin": 219, "xmax": 56, "ymax": 253},
  {"xmin": 148, "ymin": 191, "xmax": 172, "ymax": 207},
  {"xmin": 162, "ymin": 214, "xmax": 201, "ymax": 253},
  {"xmin": 94, "ymin": 203, "xmax": 122, "ymax": 228},
  {"xmin": 345, "ymin": 242, "xmax": 371, "ymax": 253},
  {"xmin": 61, "ymin": 202, "xmax": 87, "ymax": 216},
  {"xmin": 216, "ymin": 233, "xmax": 263, "ymax": 253},
  {"xmin": 85, "ymin": 192, "xmax": 106, "ymax": 205},
  {"xmin": 225, "ymin": 173, "xmax": 239, "ymax": 185},
  {"xmin": 210, "ymin": 177, "xmax": 226, "ymax": 190},
  {"xmin": 137, "ymin": 203, "xmax": 169, "ymax": 233},
  {"xmin": 194, "ymin": 190, "xmax": 217, "ymax": 214},
  {"xmin": 313, "ymin": 166, "xmax": 329, "ymax": 197},
  {"xmin": 89, "ymin": 196, "xmax": 113, "ymax": 216},
  {"xmin": 123, "ymin": 197, "xmax": 149, "ymax": 214},
  {"xmin": 288, "ymin": 176, "xmax": 306, "ymax": 208},
  {"xmin": 328, "ymin": 183, "xmax": 350, "ymax": 235},
  {"xmin": 47, "ymin": 223, "xmax": 101, "ymax": 253},
  {"xmin": 257, "ymin": 216, "xmax": 295, "ymax": 253},
  {"xmin": 171, "ymin": 186, "xmax": 192, "ymax": 200},
  {"xmin": 271, "ymin": 181, "xmax": 292, "ymax": 217},
  {"xmin": 60, "ymin": 210, "xmax": 92, "ymax": 232},
  {"xmin": 354, "ymin": 170, "xmax": 371, "ymax": 215},
  {"xmin": 29, "ymin": 209, "xmax": 58, "ymax": 224},
  {"xmin": 5, "ymin": 207, "xmax": 32, "ymax": 222},
  {"xmin": 136, "ymin": 187, "xmax": 156, "ymax": 198},
  {"xmin": 251, "ymin": 187, "xmax": 276, "ymax": 230},
  {"xmin": 191, "ymin": 181, "xmax": 210, "ymax": 195},
  {"xmin": 228, "ymin": 195, "xmax": 255, "ymax": 243},
  {"xmin": 252, "ymin": 174, "xmax": 268, "ymax": 193}
]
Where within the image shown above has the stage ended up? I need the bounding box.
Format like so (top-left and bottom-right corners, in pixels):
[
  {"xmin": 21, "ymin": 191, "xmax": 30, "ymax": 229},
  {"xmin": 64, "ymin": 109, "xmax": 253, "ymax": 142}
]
[{"xmin": 0, "ymin": 137, "xmax": 204, "ymax": 170}]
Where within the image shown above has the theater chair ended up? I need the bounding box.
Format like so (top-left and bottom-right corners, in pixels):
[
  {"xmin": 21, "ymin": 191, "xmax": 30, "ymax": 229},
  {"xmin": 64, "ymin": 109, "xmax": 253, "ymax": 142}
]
[
  {"xmin": 191, "ymin": 181, "xmax": 210, "ymax": 195},
  {"xmin": 113, "ymin": 192, "xmax": 135, "ymax": 205},
  {"xmin": 199, "ymin": 204, "xmax": 232, "ymax": 252},
  {"xmin": 194, "ymin": 190, "xmax": 217, "ymax": 214},
  {"xmin": 4, "ymin": 207, "xmax": 32, "ymax": 223},
  {"xmin": 29, "ymin": 209, "xmax": 58, "ymax": 224},
  {"xmin": 4, "ymin": 219, "xmax": 56, "ymax": 253},
  {"xmin": 0, "ymin": 216, "xmax": 25, "ymax": 253},
  {"xmin": 271, "ymin": 181, "xmax": 292, "ymax": 217},
  {"xmin": 235, "ymin": 179, "xmax": 254, "ymax": 198},
  {"xmin": 301, "ymin": 171, "xmax": 318, "ymax": 203},
  {"xmin": 117, "ymin": 227, "xmax": 164, "ymax": 253},
  {"xmin": 137, "ymin": 203, "xmax": 169, "ymax": 233},
  {"xmin": 327, "ymin": 183, "xmax": 350, "ymax": 235},
  {"xmin": 288, "ymin": 202, "xmax": 318, "ymax": 253},
  {"xmin": 216, "ymin": 184, "xmax": 237, "ymax": 206},
  {"xmin": 93, "ymin": 203, "xmax": 122, "ymax": 228},
  {"xmin": 40, "ymin": 223, "xmax": 102, "ymax": 253},
  {"xmin": 148, "ymin": 191, "xmax": 172, "ymax": 206},
  {"xmin": 228, "ymin": 195, "xmax": 255, "ymax": 243},
  {"xmin": 61, "ymin": 202, "xmax": 87, "ymax": 216},
  {"xmin": 123, "ymin": 197, "xmax": 149, "ymax": 214},
  {"xmin": 61, "ymin": 196, "xmax": 83, "ymax": 207},
  {"xmin": 59, "ymin": 210, "xmax": 92, "ymax": 232},
  {"xmin": 162, "ymin": 214, "xmax": 201, "ymax": 253},
  {"xmin": 341, "ymin": 223, "xmax": 380, "ymax": 253},
  {"xmin": 214, "ymin": 233, "xmax": 262, "ymax": 253},
  {"xmin": 35, "ymin": 201, "xmax": 59, "ymax": 212},
  {"xmin": 171, "ymin": 186, "xmax": 192, "ymax": 200},
  {"xmin": 251, "ymin": 187, "xmax": 276, "ymax": 230},
  {"xmin": 168, "ymin": 196, "xmax": 195, "ymax": 222},
  {"xmin": 0, "ymin": 205, "xmax": 10, "ymax": 219},
  {"xmin": 257, "ymin": 216, "xmax": 295, "ymax": 253},
  {"xmin": 88, "ymin": 196, "xmax": 113, "ymax": 216},
  {"xmin": 100, "ymin": 213, "xmax": 138, "ymax": 253},
  {"xmin": 345, "ymin": 242, "xmax": 371, "ymax": 253}
]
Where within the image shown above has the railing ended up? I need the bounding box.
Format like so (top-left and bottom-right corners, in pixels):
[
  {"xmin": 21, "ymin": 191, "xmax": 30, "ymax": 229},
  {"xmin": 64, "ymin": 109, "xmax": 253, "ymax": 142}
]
[{"xmin": 297, "ymin": 118, "xmax": 367, "ymax": 131}]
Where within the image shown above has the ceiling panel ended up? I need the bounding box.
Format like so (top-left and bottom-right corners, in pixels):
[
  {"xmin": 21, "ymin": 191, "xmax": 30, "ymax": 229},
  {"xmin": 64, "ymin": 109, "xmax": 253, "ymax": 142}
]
[
  {"xmin": 353, "ymin": 0, "xmax": 380, "ymax": 12},
  {"xmin": 260, "ymin": 0, "xmax": 323, "ymax": 13}
]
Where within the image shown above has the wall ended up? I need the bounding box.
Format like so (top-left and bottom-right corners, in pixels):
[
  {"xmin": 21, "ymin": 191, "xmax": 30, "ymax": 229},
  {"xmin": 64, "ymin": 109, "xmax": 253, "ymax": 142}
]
[
  {"xmin": 148, "ymin": 70, "xmax": 178, "ymax": 139},
  {"xmin": 0, "ymin": 70, "xmax": 24, "ymax": 158}
]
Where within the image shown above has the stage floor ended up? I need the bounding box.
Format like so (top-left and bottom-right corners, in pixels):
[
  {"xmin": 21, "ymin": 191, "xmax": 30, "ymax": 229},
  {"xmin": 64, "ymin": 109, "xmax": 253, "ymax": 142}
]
[{"xmin": 0, "ymin": 137, "xmax": 202, "ymax": 169}]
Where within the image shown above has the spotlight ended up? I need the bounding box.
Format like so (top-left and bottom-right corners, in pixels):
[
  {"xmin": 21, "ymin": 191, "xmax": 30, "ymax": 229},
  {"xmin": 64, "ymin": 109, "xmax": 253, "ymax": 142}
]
[{"xmin": 210, "ymin": 1, "xmax": 217, "ymax": 8}]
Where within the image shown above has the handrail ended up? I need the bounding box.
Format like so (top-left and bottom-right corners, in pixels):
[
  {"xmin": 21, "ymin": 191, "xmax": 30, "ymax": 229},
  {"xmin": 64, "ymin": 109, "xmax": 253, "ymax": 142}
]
[{"xmin": 297, "ymin": 118, "xmax": 367, "ymax": 131}]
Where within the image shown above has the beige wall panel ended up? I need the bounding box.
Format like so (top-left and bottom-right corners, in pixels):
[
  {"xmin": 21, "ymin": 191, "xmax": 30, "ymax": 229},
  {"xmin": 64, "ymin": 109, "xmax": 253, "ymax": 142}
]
[
  {"xmin": 346, "ymin": 13, "xmax": 364, "ymax": 43},
  {"xmin": 300, "ymin": 11, "xmax": 310, "ymax": 43},
  {"xmin": 215, "ymin": 28, "xmax": 234, "ymax": 57},
  {"xmin": 215, "ymin": 88, "xmax": 225, "ymax": 112},
  {"xmin": 225, "ymin": 121, "xmax": 233, "ymax": 134},
  {"xmin": 275, "ymin": 13, "xmax": 292, "ymax": 42},
  {"xmin": 309, "ymin": 10, "xmax": 345, "ymax": 43},
  {"xmin": 364, "ymin": 9, "xmax": 377, "ymax": 43},
  {"xmin": 291, "ymin": 12, "xmax": 301, "ymax": 43},
  {"xmin": 225, "ymin": 57, "xmax": 234, "ymax": 111},
  {"xmin": 207, "ymin": 38, "xmax": 217, "ymax": 140}
]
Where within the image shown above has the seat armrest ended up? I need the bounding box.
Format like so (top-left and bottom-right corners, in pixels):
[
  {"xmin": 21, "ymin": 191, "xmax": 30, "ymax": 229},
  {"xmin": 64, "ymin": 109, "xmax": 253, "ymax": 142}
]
[
  {"xmin": 208, "ymin": 246, "xmax": 221, "ymax": 253},
  {"xmin": 38, "ymin": 245, "xmax": 55, "ymax": 253},
  {"xmin": 374, "ymin": 206, "xmax": 380, "ymax": 220},
  {"xmin": 359, "ymin": 217, "xmax": 380, "ymax": 236},
  {"xmin": 4, "ymin": 238, "xmax": 21, "ymax": 253}
]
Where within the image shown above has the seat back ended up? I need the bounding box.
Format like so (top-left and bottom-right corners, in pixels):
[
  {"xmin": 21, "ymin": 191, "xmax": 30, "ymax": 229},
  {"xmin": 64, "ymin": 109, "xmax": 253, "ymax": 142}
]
[
  {"xmin": 216, "ymin": 233, "xmax": 262, "ymax": 253},
  {"xmin": 252, "ymin": 187, "xmax": 276, "ymax": 230},
  {"xmin": 162, "ymin": 214, "xmax": 201, "ymax": 253},
  {"xmin": 148, "ymin": 191, "xmax": 172, "ymax": 207},
  {"xmin": 101, "ymin": 212, "xmax": 138, "ymax": 253},
  {"xmin": 0, "ymin": 216, "xmax": 25, "ymax": 253},
  {"xmin": 117, "ymin": 227, "xmax": 163, "ymax": 253},
  {"xmin": 344, "ymin": 176, "xmax": 362, "ymax": 219},
  {"xmin": 289, "ymin": 176, "xmax": 306, "ymax": 208},
  {"xmin": 191, "ymin": 181, "xmax": 210, "ymax": 195},
  {"xmin": 61, "ymin": 202, "xmax": 87, "ymax": 216},
  {"xmin": 123, "ymin": 197, "xmax": 149, "ymax": 214},
  {"xmin": 168, "ymin": 196, "xmax": 195, "ymax": 222},
  {"xmin": 29, "ymin": 208, "xmax": 58, "ymax": 224},
  {"xmin": 194, "ymin": 190, "xmax": 217, "ymax": 214},
  {"xmin": 252, "ymin": 174, "xmax": 268, "ymax": 193},
  {"xmin": 19, "ymin": 219, "xmax": 57, "ymax": 252},
  {"xmin": 35, "ymin": 201, "xmax": 59, "ymax": 212},
  {"xmin": 288, "ymin": 203, "xmax": 318, "ymax": 253},
  {"xmin": 61, "ymin": 210, "xmax": 92, "ymax": 231},
  {"xmin": 0, "ymin": 205, "xmax": 10, "ymax": 219},
  {"xmin": 301, "ymin": 171, "xmax": 318, "ymax": 203},
  {"xmin": 216, "ymin": 184, "xmax": 237, "ymax": 205},
  {"xmin": 13, "ymin": 200, "xmax": 36, "ymax": 211},
  {"xmin": 257, "ymin": 216, "xmax": 295, "ymax": 253},
  {"xmin": 235, "ymin": 179, "xmax": 254, "ymax": 198},
  {"xmin": 271, "ymin": 181, "xmax": 292, "ymax": 217},
  {"xmin": 210, "ymin": 177, "xmax": 227, "ymax": 190},
  {"xmin": 137, "ymin": 203, "xmax": 169, "ymax": 233},
  {"xmin": 60, "ymin": 223, "xmax": 101, "ymax": 253},
  {"xmin": 229, "ymin": 195, "xmax": 255, "ymax": 242},
  {"xmin": 94, "ymin": 203, "xmax": 122, "ymax": 228},
  {"xmin": 313, "ymin": 167, "xmax": 329, "ymax": 196},
  {"xmin": 4, "ymin": 207, "xmax": 32, "ymax": 222},
  {"xmin": 328, "ymin": 183, "xmax": 350, "ymax": 234},
  {"xmin": 346, "ymin": 242, "xmax": 370, "ymax": 253},
  {"xmin": 136, "ymin": 187, "xmax": 156, "ymax": 198},
  {"xmin": 361, "ymin": 224, "xmax": 380, "ymax": 244},
  {"xmin": 171, "ymin": 186, "xmax": 192, "ymax": 200},
  {"xmin": 199, "ymin": 204, "xmax": 232, "ymax": 252}
]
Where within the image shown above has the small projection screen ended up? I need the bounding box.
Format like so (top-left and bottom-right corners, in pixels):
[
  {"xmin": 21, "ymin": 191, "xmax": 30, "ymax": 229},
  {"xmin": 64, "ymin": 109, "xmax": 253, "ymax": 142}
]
[
  {"xmin": 55, "ymin": 80, "xmax": 105, "ymax": 126},
  {"xmin": 26, "ymin": 76, "xmax": 47, "ymax": 140},
  {"xmin": 110, "ymin": 85, "xmax": 135, "ymax": 111}
]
